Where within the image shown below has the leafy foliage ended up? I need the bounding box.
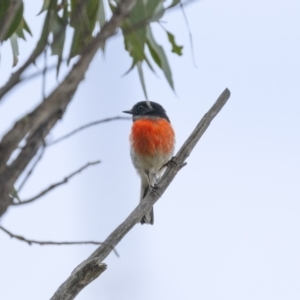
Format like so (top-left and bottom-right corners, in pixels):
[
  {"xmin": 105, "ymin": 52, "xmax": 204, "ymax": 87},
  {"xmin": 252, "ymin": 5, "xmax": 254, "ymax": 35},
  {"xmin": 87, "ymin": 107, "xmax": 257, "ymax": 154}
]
[
  {"xmin": 119, "ymin": 0, "xmax": 183, "ymax": 96},
  {"xmin": 0, "ymin": 0, "xmax": 31, "ymax": 66},
  {"xmin": 1, "ymin": 0, "xmax": 184, "ymax": 96}
]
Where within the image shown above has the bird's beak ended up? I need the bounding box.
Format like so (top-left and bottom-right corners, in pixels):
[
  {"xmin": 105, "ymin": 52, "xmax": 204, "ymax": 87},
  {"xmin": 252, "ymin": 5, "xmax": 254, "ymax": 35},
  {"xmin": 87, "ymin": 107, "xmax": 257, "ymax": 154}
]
[{"xmin": 123, "ymin": 109, "xmax": 134, "ymax": 114}]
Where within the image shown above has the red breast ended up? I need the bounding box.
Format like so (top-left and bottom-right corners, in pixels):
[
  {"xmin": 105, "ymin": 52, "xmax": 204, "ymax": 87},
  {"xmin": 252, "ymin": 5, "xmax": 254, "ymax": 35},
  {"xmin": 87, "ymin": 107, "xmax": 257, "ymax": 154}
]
[{"xmin": 130, "ymin": 118, "xmax": 175, "ymax": 157}]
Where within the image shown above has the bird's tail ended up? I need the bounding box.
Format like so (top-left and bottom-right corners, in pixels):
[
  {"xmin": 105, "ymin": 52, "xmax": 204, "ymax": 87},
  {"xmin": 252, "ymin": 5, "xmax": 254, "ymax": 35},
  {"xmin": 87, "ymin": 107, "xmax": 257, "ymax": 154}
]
[{"xmin": 140, "ymin": 177, "xmax": 154, "ymax": 225}]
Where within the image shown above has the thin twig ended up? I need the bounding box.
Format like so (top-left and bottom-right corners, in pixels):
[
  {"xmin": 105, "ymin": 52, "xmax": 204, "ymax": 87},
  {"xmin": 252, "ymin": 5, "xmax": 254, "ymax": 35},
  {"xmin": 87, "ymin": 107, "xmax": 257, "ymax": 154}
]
[
  {"xmin": 0, "ymin": 226, "xmax": 119, "ymax": 256},
  {"xmin": 51, "ymin": 88, "xmax": 230, "ymax": 300},
  {"xmin": 12, "ymin": 160, "xmax": 101, "ymax": 205},
  {"xmin": 180, "ymin": 1, "xmax": 197, "ymax": 67},
  {"xmin": 48, "ymin": 116, "xmax": 130, "ymax": 146},
  {"xmin": 17, "ymin": 144, "xmax": 46, "ymax": 192}
]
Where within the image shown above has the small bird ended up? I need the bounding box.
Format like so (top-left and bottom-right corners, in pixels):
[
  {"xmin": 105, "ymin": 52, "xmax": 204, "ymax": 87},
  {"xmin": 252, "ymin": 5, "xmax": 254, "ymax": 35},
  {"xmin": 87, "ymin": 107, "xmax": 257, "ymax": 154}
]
[{"xmin": 123, "ymin": 101, "xmax": 175, "ymax": 225}]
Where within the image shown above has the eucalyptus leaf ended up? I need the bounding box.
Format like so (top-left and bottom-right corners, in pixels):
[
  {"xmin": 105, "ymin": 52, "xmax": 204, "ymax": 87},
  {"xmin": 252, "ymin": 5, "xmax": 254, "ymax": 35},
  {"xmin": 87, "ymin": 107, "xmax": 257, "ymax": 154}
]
[
  {"xmin": 10, "ymin": 33, "xmax": 19, "ymax": 67},
  {"xmin": 2, "ymin": 1, "xmax": 24, "ymax": 40},
  {"xmin": 51, "ymin": 15, "xmax": 66, "ymax": 75},
  {"xmin": 146, "ymin": 26, "xmax": 174, "ymax": 90},
  {"xmin": 137, "ymin": 62, "xmax": 148, "ymax": 99},
  {"xmin": 144, "ymin": 0, "xmax": 162, "ymax": 21},
  {"xmin": 167, "ymin": 31, "xmax": 183, "ymax": 55},
  {"xmin": 97, "ymin": 0, "xmax": 106, "ymax": 29},
  {"xmin": 168, "ymin": 0, "xmax": 181, "ymax": 9},
  {"xmin": 38, "ymin": 0, "xmax": 51, "ymax": 15},
  {"xmin": 149, "ymin": 1, "xmax": 164, "ymax": 22}
]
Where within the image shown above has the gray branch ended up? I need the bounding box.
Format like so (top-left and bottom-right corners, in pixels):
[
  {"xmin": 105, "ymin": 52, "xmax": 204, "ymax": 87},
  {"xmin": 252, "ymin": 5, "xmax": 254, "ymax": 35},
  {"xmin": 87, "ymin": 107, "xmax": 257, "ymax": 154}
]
[
  {"xmin": 54, "ymin": 258, "xmax": 107, "ymax": 300},
  {"xmin": 48, "ymin": 116, "xmax": 130, "ymax": 146},
  {"xmin": 0, "ymin": 226, "xmax": 118, "ymax": 251},
  {"xmin": 50, "ymin": 88, "xmax": 231, "ymax": 300},
  {"xmin": 12, "ymin": 161, "xmax": 101, "ymax": 206},
  {"xmin": 0, "ymin": 0, "xmax": 138, "ymax": 218}
]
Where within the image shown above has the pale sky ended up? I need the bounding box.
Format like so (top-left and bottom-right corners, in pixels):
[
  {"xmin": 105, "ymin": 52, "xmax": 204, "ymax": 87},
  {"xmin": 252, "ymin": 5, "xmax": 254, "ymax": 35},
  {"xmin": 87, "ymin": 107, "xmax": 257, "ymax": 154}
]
[{"xmin": 1, "ymin": 1, "xmax": 300, "ymax": 299}]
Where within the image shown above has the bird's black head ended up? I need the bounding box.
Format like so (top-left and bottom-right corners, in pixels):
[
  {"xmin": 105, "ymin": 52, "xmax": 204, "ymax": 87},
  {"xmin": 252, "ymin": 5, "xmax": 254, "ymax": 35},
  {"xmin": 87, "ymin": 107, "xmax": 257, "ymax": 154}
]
[{"xmin": 123, "ymin": 101, "xmax": 170, "ymax": 122}]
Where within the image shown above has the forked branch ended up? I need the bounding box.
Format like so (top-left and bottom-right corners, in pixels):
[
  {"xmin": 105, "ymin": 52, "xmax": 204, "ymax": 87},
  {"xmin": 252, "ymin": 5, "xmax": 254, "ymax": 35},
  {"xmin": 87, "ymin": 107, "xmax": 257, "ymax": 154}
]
[
  {"xmin": 0, "ymin": 226, "xmax": 118, "ymax": 254},
  {"xmin": 12, "ymin": 160, "xmax": 101, "ymax": 206}
]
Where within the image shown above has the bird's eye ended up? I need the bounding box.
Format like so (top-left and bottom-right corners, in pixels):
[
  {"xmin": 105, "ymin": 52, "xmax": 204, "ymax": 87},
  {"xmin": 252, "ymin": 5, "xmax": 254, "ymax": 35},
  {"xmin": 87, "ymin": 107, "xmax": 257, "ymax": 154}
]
[{"xmin": 137, "ymin": 106, "xmax": 143, "ymax": 112}]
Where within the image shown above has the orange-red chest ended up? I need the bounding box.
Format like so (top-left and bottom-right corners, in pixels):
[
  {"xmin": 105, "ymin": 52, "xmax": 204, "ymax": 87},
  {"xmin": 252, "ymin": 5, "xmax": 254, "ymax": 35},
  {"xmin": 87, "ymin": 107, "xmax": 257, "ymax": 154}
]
[{"xmin": 130, "ymin": 118, "xmax": 175, "ymax": 157}]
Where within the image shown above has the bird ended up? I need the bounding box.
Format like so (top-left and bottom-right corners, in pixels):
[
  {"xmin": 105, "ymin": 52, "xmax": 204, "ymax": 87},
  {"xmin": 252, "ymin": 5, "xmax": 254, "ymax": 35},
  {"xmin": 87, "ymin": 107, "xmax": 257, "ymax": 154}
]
[{"xmin": 123, "ymin": 101, "xmax": 175, "ymax": 225}]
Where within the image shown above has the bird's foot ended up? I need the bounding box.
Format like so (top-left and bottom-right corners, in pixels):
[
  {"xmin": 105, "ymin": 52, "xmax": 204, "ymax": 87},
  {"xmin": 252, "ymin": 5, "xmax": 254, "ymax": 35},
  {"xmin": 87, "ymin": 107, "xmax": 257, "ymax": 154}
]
[
  {"xmin": 149, "ymin": 184, "xmax": 161, "ymax": 198},
  {"xmin": 159, "ymin": 156, "xmax": 187, "ymax": 171}
]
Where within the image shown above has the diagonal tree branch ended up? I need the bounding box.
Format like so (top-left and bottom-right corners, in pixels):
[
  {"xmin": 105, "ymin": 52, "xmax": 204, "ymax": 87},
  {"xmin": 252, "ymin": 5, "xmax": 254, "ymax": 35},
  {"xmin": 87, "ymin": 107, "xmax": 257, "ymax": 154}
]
[
  {"xmin": 0, "ymin": 0, "xmax": 138, "ymax": 218},
  {"xmin": 0, "ymin": 114, "xmax": 59, "ymax": 216},
  {"xmin": 12, "ymin": 160, "xmax": 101, "ymax": 206},
  {"xmin": 53, "ymin": 258, "xmax": 107, "ymax": 300},
  {"xmin": 0, "ymin": 0, "xmax": 90, "ymax": 102},
  {"xmin": 0, "ymin": 0, "xmax": 136, "ymax": 172},
  {"xmin": 50, "ymin": 88, "xmax": 231, "ymax": 300}
]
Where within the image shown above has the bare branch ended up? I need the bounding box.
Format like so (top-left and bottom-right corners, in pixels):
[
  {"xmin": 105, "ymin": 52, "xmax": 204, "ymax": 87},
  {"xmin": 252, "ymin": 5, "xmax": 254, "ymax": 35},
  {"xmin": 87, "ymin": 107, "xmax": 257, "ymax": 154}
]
[
  {"xmin": 48, "ymin": 116, "xmax": 130, "ymax": 146},
  {"xmin": 0, "ymin": 114, "xmax": 59, "ymax": 216},
  {"xmin": 50, "ymin": 88, "xmax": 231, "ymax": 300},
  {"xmin": 0, "ymin": 0, "xmax": 22, "ymax": 42},
  {"xmin": 0, "ymin": 225, "xmax": 103, "ymax": 247},
  {"xmin": 12, "ymin": 161, "xmax": 100, "ymax": 206}
]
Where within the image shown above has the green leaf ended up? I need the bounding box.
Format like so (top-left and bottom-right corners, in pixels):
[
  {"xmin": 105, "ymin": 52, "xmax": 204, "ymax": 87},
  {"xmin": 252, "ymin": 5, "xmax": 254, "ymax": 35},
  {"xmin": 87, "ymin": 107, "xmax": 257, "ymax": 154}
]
[
  {"xmin": 121, "ymin": 0, "xmax": 164, "ymax": 68},
  {"xmin": 137, "ymin": 62, "xmax": 148, "ymax": 99},
  {"xmin": 52, "ymin": 2, "xmax": 68, "ymax": 76},
  {"xmin": 86, "ymin": 0, "xmax": 99, "ymax": 32},
  {"xmin": 0, "ymin": 0, "xmax": 10, "ymax": 25},
  {"xmin": 10, "ymin": 33, "xmax": 19, "ymax": 67},
  {"xmin": 50, "ymin": 14, "xmax": 66, "ymax": 75},
  {"xmin": 146, "ymin": 26, "xmax": 174, "ymax": 90},
  {"xmin": 34, "ymin": 0, "xmax": 56, "ymax": 56},
  {"xmin": 166, "ymin": 31, "xmax": 183, "ymax": 55},
  {"xmin": 149, "ymin": 0, "xmax": 164, "ymax": 22},
  {"xmin": 68, "ymin": 0, "xmax": 99, "ymax": 62},
  {"xmin": 1, "ymin": 1, "xmax": 24, "ymax": 40},
  {"xmin": 14, "ymin": 18, "xmax": 32, "ymax": 40},
  {"xmin": 122, "ymin": 0, "xmax": 147, "ymax": 55},
  {"xmin": 144, "ymin": 0, "xmax": 162, "ymax": 21},
  {"xmin": 38, "ymin": 0, "xmax": 51, "ymax": 15},
  {"xmin": 97, "ymin": 0, "xmax": 106, "ymax": 29},
  {"xmin": 147, "ymin": 39, "xmax": 162, "ymax": 68},
  {"xmin": 168, "ymin": 0, "xmax": 181, "ymax": 9},
  {"xmin": 122, "ymin": 19, "xmax": 146, "ymax": 62},
  {"xmin": 22, "ymin": 19, "xmax": 32, "ymax": 35}
]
